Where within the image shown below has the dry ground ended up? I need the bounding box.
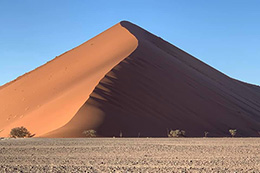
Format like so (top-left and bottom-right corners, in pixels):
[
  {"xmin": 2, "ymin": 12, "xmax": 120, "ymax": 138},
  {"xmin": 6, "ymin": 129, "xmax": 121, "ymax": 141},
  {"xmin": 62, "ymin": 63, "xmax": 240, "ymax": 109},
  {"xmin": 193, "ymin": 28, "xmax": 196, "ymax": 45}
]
[{"xmin": 0, "ymin": 138, "xmax": 259, "ymax": 172}]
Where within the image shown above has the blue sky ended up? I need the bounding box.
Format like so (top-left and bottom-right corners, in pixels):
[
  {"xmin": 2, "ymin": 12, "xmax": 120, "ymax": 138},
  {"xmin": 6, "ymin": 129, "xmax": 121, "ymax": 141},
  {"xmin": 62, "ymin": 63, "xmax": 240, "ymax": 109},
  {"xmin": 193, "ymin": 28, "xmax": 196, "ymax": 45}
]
[{"xmin": 0, "ymin": 0, "xmax": 260, "ymax": 85}]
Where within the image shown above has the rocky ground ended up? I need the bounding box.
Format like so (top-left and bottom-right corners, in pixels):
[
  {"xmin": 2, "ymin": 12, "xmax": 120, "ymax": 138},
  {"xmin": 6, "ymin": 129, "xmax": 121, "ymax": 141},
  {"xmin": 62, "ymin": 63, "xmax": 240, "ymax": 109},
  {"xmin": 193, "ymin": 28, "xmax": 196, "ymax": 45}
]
[{"xmin": 0, "ymin": 138, "xmax": 259, "ymax": 172}]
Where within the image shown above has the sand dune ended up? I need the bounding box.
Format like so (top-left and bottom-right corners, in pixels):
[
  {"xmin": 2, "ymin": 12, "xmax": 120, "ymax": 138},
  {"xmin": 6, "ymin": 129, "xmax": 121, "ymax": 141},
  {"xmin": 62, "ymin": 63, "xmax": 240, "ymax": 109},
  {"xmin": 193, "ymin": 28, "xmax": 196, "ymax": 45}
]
[{"xmin": 0, "ymin": 21, "xmax": 259, "ymax": 137}]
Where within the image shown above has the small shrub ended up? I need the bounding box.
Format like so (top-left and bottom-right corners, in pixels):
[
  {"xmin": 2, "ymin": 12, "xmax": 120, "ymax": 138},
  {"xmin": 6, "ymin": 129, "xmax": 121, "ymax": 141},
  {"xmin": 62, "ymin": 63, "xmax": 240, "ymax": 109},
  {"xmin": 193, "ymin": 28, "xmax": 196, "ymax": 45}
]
[
  {"xmin": 10, "ymin": 126, "xmax": 33, "ymax": 138},
  {"xmin": 82, "ymin": 130, "xmax": 97, "ymax": 137},
  {"xmin": 168, "ymin": 129, "xmax": 186, "ymax": 137},
  {"xmin": 119, "ymin": 131, "xmax": 123, "ymax": 138},
  {"xmin": 204, "ymin": 131, "xmax": 209, "ymax": 137},
  {"xmin": 229, "ymin": 129, "xmax": 237, "ymax": 137}
]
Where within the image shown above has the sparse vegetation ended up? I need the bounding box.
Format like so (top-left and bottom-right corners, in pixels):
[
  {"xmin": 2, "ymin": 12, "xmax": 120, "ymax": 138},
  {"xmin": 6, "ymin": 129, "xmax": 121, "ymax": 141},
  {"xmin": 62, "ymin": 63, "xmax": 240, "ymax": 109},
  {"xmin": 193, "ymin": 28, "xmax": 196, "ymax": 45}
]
[
  {"xmin": 168, "ymin": 129, "xmax": 186, "ymax": 137},
  {"xmin": 204, "ymin": 131, "xmax": 209, "ymax": 137},
  {"xmin": 10, "ymin": 126, "xmax": 34, "ymax": 138},
  {"xmin": 82, "ymin": 130, "xmax": 97, "ymax": 137},
  {"xmin": 229, "ymin": 129, "xmax": 237, "ymax": 137}
]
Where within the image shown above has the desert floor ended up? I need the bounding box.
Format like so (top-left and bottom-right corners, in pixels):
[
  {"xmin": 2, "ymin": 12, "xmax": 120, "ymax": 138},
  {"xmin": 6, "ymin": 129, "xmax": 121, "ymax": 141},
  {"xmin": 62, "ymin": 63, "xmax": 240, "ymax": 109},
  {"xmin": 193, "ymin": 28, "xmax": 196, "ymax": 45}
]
[{"xmin": 0, "ymin": 138, "xmax": 259, "ymax": 172}]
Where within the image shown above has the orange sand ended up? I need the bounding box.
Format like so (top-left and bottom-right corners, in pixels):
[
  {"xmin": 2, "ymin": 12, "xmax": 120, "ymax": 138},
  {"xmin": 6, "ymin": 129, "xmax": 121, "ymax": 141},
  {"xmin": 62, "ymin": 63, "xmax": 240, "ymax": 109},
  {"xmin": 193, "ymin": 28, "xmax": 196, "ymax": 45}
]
[{"xmin": 0, "ymin": 22, "xmax": 137, "ymax": 137}]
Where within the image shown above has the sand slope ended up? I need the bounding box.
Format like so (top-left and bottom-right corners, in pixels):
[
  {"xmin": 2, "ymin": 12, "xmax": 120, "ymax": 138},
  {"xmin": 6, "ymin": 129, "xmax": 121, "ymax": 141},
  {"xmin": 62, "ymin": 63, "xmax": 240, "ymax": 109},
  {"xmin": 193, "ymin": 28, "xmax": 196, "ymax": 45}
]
[
  {"xmin": 0, "ymin": 22, "xmax": 137, "ymax": 137},
  {"xmin": 1, "ymin": 21, "xmax": 260, "ymax": 137}
]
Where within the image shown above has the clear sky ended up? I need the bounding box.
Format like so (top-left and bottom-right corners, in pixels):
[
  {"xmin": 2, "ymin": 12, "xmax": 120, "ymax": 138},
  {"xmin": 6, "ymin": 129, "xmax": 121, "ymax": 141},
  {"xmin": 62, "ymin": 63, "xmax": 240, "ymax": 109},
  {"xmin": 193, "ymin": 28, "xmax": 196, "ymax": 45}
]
[{"xmin": 0, "ymin": 0, "xmax": 260, "ymax": 86}]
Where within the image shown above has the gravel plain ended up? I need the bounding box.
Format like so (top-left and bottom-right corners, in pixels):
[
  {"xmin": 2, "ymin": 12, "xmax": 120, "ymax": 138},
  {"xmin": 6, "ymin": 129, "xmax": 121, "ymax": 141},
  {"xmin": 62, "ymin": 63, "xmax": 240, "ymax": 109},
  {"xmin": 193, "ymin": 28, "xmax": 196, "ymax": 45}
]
[{"xmin": 0, "ymin": 138, "xmax": 259, "ymax": 172}]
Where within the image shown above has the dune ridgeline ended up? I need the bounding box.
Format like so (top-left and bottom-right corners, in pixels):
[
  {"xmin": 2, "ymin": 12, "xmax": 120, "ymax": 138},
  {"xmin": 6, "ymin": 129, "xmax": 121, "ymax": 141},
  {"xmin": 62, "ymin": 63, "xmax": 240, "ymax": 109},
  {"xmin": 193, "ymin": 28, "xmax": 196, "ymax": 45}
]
[{"xmin": 0, "ymin": 21, "xmax": 259, "ymax": 138}]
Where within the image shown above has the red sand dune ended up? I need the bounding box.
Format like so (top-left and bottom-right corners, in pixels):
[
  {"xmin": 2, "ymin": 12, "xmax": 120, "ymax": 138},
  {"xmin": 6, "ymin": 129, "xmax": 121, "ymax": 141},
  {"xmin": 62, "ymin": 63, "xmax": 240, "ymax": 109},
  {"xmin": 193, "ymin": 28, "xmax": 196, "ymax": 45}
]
[{"xmin": 0, "ymin": 21, "xmax": 259, "ymax": 137}]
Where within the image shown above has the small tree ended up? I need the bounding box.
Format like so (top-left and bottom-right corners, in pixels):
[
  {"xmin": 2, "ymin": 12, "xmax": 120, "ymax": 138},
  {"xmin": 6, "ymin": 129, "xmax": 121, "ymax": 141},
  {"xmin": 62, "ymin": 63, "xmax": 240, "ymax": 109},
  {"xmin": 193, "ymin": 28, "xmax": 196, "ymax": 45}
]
[
  {"xmin": 10, "ymin": 126, "xmax": 33, "ymax": 138},
  {"xmin": 229, "ymin": 129, "xmax": 237, "ymax": 137},
  {"xmin": 168, "ymin": 129, "xmax": 186, "ymax": 137},
  {"xmin": 138, "ymin": 132, "xmax": 141, "ymax": 138},
  {"xmin": 82, "ymin": 130, "xmax": 97, "ymax": 137},
  {"xmin": 204, "ymin": 131, "xmax": 209, "ymax": 137},
  {"xmin": 119, "ymin": 131, "xmax": 123, "ymax": 138}
]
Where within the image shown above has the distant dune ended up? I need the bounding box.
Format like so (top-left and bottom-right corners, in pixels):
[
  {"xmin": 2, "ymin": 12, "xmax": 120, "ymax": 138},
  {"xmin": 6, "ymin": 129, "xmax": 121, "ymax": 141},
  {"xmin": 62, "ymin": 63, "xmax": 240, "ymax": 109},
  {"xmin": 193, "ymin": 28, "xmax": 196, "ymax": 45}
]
[{"xmin": 0, "ymin": 21, "xmax": 259, "ymax": 137}]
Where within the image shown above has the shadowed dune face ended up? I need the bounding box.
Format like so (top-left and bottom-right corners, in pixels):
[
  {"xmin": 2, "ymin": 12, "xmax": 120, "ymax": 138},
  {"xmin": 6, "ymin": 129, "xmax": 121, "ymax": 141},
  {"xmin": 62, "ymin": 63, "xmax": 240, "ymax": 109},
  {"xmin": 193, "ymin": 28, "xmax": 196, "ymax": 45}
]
[{"xmin": 44, "ymin": 21, "xmax": 260, "ymax": 137}]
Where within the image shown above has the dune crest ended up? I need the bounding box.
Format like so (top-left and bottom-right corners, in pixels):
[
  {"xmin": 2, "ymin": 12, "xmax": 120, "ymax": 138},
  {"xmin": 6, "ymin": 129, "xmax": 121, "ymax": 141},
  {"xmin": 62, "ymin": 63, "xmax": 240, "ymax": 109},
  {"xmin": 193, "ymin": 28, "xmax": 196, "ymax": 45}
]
[{"xmin": 1, "ymin": 21, "xmax": 259, "ymax": 137}]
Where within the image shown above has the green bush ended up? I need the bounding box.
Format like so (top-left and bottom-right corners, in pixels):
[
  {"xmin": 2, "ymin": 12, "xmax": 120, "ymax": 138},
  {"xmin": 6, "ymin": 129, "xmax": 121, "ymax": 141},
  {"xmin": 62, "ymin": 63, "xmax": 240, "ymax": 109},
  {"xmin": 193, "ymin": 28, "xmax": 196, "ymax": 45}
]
[
  {"xmin": 168, "ymin": 129, "xmax": 186, "ymax": 137},
  {"xmin": 82, "ymin": 130, "xmax": 97, "ymax": 137},
  {"xmin": 229, "ymin": 129, "xmax": 237, "ymax": 137},
  {"xmin": 10, "ymin": 126, "xmax": 33, "ymax": 138}
]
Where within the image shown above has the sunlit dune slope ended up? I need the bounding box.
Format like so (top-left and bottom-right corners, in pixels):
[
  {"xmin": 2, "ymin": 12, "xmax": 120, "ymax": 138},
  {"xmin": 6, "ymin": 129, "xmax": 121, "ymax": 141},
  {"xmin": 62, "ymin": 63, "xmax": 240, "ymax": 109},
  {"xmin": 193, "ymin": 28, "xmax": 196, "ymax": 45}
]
[
  {"xmin": 44, "ymin": 21, "xmax": 260, "ymax": 137},
  {"xmin": 0, "ymin": 22, "xmax": 137, "ymax": 137},
  {"xmin": 1, "ymin": 21, "xmax": 259, "ymax": 138}
]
